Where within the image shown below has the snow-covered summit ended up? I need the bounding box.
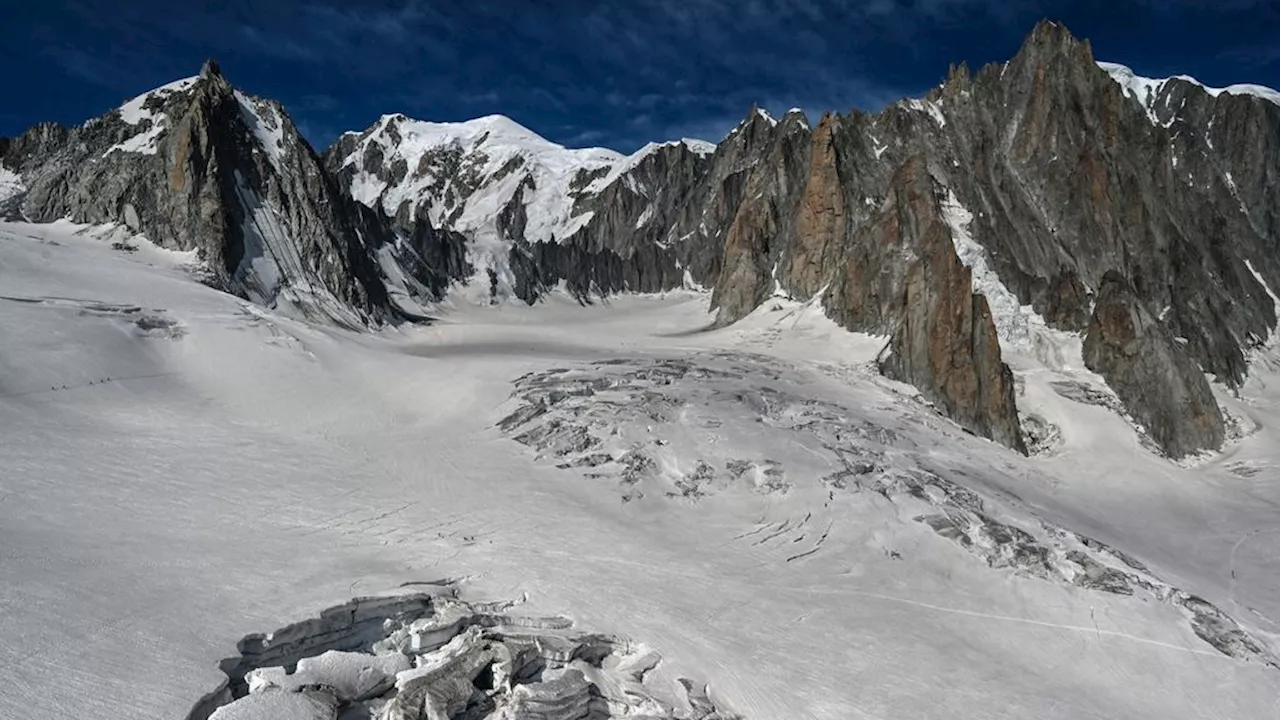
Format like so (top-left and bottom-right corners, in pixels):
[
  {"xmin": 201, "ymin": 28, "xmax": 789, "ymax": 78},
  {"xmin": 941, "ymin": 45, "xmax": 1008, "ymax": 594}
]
[
  {"xmin": 1098, "ymin": 61, "xmax": 1280, "ymax": 123},
  {"xmin": 332, "ymin": 112, "xmax": 712, "ymax": 244}
]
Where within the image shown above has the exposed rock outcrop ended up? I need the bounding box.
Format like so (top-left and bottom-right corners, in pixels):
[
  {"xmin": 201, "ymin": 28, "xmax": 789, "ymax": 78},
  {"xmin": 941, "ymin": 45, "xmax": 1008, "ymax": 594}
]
[
  {"xmin": 708, "ymin": 109, "xmax": 813, "ymax": 323},
  {"xmin": 6, "ymin": 19, "xmax": 1279, "ymax": 457},
  {"xmin": 819, "ymin": 157, "xmax": 1024, "ymax": 452},
  {"xmin": 2, "ymin": 61, "xmax": 396, "ymax": 324},
  {"xmin": 1083, "ymin": 271, "xmax": 1226, "ymax": 457}
]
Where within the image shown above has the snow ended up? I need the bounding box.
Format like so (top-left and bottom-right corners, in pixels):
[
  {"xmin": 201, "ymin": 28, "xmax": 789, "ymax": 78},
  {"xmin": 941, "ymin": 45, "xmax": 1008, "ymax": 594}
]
[
  {"xmin": 583, "ymin": 138, "xmax": 714, "ymax": 195},
  {"xmin": 634, "ymin": 204, "xmax": 655, "ymax": 229},
  {"xmin": 334, "ymin": 114, "xmax": 712, "ymax": 303},
  {"xmin": 1098, "ymin": 61, "xmax": 1280, "ymax": 124},
  {"xmin": 753, "ymin": 107, "xmax": 777, "ymax": 126},
  {"xmin": 680, "ymin": 137, "xmax": 717, "ymax": 156},
  {"xmin": 104, "ymin": 122, "xmax": 167, "ymax": 157},
  {"xmin": 942, "ymin": 190, "xmax": 1082, "ymax": 369},
  {"xmin": 341, "ymin": 114, "xmax": 621, "ymax": 242},
  {"xmin": 0, "ymin": 162, "xmax": 24, "ymax": 204},
  {"xmin": 902, "ymin": 98, "xmax": 946, "ymax": 127},
  {"xmin": 104, "ymin": 77, "xmax": 199, "ymax": 157},
  {"xmin": 1245, "ymin": 260, "xmax": 1280, "ymax": 344},
  {"xmin": 785, "ymin": 108, "xmax": 810, "ymax": 130},
  {"xmin": 347, "ymin": 170, "xmax": 387, "ymax": 207},
  {"xmin": 246, "ymin": 650, "xmax": 410, "ymax": 700},
  {"xmin": 235, "ymin": 91, "xmax": 286, "ymax": 174},
  {"xmin": 117, "ymin": 77, "xmax": 199, "ymax": 125},
  {"xmin": 4, "ymin": 220, "xmax": 1280, "ymax": 720},
  {"xmin": 870, "ymin": 136, "xmax": 889, "ymax": 159},
  {"xmin": 208, "ymin": 690, "xmax": 334, "ymax": 720}
]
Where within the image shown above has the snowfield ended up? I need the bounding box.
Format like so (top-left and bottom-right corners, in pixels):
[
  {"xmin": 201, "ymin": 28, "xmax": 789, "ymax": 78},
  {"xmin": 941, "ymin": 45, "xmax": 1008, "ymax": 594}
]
[{"xmin": 3, "ymin": 221, "xmax": 1280, "ymax": 719}]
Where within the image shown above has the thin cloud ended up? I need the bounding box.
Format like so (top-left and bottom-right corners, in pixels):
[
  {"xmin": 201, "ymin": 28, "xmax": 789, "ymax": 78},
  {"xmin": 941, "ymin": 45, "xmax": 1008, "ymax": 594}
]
[{"xmin": 238, "ymin": 26, "xmax": 319, "ymax": 62}]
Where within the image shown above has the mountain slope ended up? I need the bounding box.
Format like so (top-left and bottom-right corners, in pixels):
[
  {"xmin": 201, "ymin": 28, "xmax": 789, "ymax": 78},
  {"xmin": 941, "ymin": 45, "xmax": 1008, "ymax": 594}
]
[
  {"xmin": 0, "ymin": 61, "xmax": 399, "ymax": 325},
  {"xmin": 4, "ymin": 21, "xmax": 1279, "ymax": 459},
  {"xmin": 686, "ymin": 21, "xmax": 1280, "ymax": 458},
  {"xmin": 324, "ymin": 114, "xmax": 717, "ymax": 303}
]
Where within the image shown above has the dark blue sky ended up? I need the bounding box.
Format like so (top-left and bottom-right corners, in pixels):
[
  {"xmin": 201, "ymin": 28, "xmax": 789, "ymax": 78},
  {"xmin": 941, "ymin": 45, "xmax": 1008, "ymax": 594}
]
[{"xmin": 2, "ymin": 1, "xmax": 1277, "ymax": 153}]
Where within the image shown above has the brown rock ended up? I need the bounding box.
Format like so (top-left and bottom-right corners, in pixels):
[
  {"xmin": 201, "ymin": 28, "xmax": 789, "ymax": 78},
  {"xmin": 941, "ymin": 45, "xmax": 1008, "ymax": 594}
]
[
  {"xmin": 785, "ymin": 112, "xmax": 847, "ymax": 299},
  {"xmin": 826, "ymin": 156, "xmax": 1026, "ymax": 453}
]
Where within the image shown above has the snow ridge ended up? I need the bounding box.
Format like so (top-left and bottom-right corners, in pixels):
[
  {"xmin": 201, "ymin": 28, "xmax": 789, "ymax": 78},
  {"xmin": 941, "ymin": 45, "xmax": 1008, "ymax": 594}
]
[
  {"xmin": 341, "ymin": 114, "xmax": 621, "ymax": 243},
  {"xmin": 1098, "ymin": 61, "xmax": 1280, "ymax": 124},
  {"xmin": 103, "ymin": 77, "xmax": 200, "ymax": 157},
  {"xmin": 340, "ymin": 114, "xmax": 713, "ymax": 246}
]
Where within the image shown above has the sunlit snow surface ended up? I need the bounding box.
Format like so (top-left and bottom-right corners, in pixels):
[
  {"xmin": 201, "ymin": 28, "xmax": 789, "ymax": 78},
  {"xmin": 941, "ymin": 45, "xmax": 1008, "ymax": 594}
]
[{"xmin": 3, "ymin": 221, "xmax": 1280, "ymax": 719}]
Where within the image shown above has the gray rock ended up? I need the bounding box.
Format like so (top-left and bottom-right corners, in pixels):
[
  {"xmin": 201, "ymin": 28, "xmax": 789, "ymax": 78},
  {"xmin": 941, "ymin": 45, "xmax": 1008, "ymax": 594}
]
[{"xmin": 1083, "ymin": 271, "xmax": 1226, "ymax": 457}]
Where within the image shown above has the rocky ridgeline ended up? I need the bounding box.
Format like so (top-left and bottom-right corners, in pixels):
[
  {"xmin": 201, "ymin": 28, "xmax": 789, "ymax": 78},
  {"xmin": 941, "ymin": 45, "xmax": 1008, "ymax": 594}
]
[{"xmin": 3, "ymin": 21, "xmax": 1278, "ymax": 457}]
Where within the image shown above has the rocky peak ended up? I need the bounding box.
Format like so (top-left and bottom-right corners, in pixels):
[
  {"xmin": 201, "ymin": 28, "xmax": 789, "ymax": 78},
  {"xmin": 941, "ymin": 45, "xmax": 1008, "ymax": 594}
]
[{"xmin": 199, "ymin": 58, "xmax": 222, "ymax": 80}]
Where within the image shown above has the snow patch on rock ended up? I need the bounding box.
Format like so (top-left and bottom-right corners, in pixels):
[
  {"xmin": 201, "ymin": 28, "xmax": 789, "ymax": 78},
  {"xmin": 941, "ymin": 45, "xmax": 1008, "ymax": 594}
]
[
  {"xmin": 104, "ymin": 77, "xmax": 199, "ymax": 157},
  {"xmin": 1246, "ymin": 259, "xmax": 1280, "ymax": 346},
  {"xmin": 235, "ymin": 92, "xmax": 286, "ymax": 174},
  {"xmin": 117, "ymin": 77, "xmax": 199, "ymax": 125},
  {"xmin": 942, "ymin": 190, "xmax": 1082, "ymax": 370},
  {"xmin": 1098, "ymin": 61, "xmax": 1280, "ymax": 124},
  {"xmin": 584, "ymin": 138, "xmax": 713, "ymax": 195}
]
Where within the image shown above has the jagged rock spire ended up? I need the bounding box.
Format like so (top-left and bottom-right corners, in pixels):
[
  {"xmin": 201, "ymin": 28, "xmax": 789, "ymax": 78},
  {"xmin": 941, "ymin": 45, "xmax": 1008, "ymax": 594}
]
[{"xmin": 200, "ymin": 58, "xmax": 222, "ymax": 80}]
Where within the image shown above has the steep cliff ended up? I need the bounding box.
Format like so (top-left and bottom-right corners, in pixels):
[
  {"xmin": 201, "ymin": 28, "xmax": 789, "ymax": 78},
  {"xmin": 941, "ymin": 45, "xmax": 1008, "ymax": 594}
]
[
  {"xmin": 0, "ymin": 61, "xmax": 401, "ymax": 324},
  {"xmin": 323, "ymin": 114, "xmax": 716, "ymax": 303}
]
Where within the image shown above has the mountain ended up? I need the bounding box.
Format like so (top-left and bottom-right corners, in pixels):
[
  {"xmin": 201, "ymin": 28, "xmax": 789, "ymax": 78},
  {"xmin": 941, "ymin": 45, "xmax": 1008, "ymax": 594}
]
[
  {"xmin": 323, "ymin": 113, "xmax": 718, "ymax": 303},
  {"xmin": 0, "ymin": 60, "xmax": 399, "ymax": 326},
  {"xmin": 3, "ymin": 21, "xmax": 1278, "ymax": 461}
]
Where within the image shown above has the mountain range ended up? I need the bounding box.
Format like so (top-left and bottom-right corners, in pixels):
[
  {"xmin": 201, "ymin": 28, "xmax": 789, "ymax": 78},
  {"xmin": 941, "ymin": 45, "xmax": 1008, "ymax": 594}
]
[{"xmin": 2, "ymin": 20, "xmax": 1278, "ymax": 461}]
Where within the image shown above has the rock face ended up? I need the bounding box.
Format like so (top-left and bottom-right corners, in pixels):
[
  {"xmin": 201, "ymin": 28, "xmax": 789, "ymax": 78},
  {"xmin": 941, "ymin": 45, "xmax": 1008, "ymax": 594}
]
[
  {"xmin": 1084, "ymin": 272, "xmax": 1226, "ymax": 457},
  {"xmin": 865, "ymin": 159, "xmax": 1024, "ymax": 452},
  {"xmin": 6, "ymin": 20, "xmax": 1279, "ymax": 457},
  {"xmin": 322, "ymin": 114, "xmax": 717, "ymax": 304},
  {"xmin": 1, "ymin": 61, "xmax": 399, "ymax": 324}
]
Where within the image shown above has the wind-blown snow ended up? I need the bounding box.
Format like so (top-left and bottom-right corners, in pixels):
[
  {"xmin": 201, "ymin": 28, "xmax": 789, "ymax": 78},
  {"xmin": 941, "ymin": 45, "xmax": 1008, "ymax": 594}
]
[
  {"xmin": 1098, "ymin": 62, "xmax": 1280, "ymax": 124},
  {"xmin": 5, "ymin": 220, "xmax": 1280, "ymax": 720}
]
